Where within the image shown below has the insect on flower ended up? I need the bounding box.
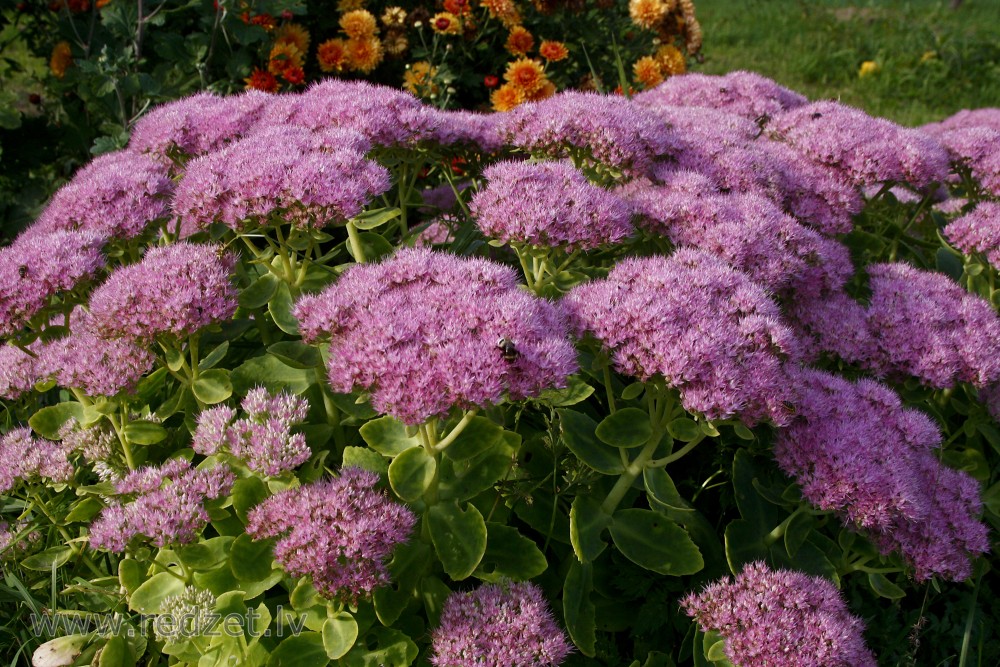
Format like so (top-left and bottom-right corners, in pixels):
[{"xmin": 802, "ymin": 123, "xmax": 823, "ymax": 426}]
[{"xmin": 497, "ymin": 336, "xmax": 519, "ymax": 362}]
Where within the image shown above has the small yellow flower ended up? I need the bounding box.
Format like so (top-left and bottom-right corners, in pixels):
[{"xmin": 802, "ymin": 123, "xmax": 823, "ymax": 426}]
[
  {"xmin": 858, "ymin": 60, "xmax": 880, "ymax": 78},
  {"xmin": 491, "ymin": 82, "xmax": 525, "ymax": 112},
  {"xmin": 431, "ymin": 12, "xmax": 463, "ymax": 35},
  {"xmin": 275, "ymin": 23, "xmax": 311, "ymax": 57},
  {"xmin": 403, "ymin": 61, "xmax": 439, "ymax": 97},
  {"xmin": 505, "ymin": 26, "xmax": 534, "ymax": 56},
  {"xmin": 346, "ymin": 37, "xmax": 383, "ymax": 73},
  {"xmin": 504, "ymin": 58, "xmax": 547, "ymax": 95},
  {"xmin": 629, "ymin": 0, "xmax": 674, "ymax": 30},
  {"xmin": 633, "ymin": 56, "xmax": 664, "ymax": 89},
  {"xmin": 655, "ymin": 44, "xmax": 686, "ymax": 76},
  {"xmin": 920, "ymin": 50, "xmax": 937, "ymax": 63},
  {"xmin": 381, "ymin": 6, "xmax": 407, "ymax": 28}
]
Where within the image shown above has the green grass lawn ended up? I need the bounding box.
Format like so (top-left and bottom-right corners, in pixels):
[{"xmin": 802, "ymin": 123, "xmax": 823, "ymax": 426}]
[{"xmin": 691, "ymin": 0, "xmax": 1000, "ymax": 125}]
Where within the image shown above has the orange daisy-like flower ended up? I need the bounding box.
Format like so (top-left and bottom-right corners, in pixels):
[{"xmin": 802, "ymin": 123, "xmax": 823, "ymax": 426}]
[
  {"xmin": 403, "ymin": 61, "xmax": 439, "ymax": 97},
  {"xmin": 49, "ymin": 41, "xmax": 73, "ymax": 79},
  {"xmin": 268, "ymin": 42, "xmax": 304, "ymax": 75},
  {"xmin": 503, "ymin": 58, "xmax": 546, "ymax": 95},
  {"xmin": 317, "ymin": 38, "xmax": 349, "ymax": 73},
  {"xmin": 275, "ymin": 23, "xmax": 311, "ymax": 56},
  {"xmin": 283, "ymin": 66, "xmax": 306, "ymax": 85},
  {"xmin": 629, "ymin": 0, "xmax": 672, "ymax": 30},
  {"xmin": 346, "ymin": 37, "xmax": 383, "ymax": 73},
  {"xmin": 656, "ymin": 44, "xmax": 686, "ymax": 76},
  {"xmin": 491, "ymin": 82, "xmax": 525, "ymax": 112},
  {"xmin": 431, "ymin": 12, "xmax": 462, "ymax": 34},
  {"xmin": 480, "ymin": 0, "xmax": 521, "ymax": 28},
  {"xmin": 633, "ymin": 55, "xmax": 664, "ymax": 89},
  {"xmin": 245, "ymin": 68, "xmax": 280, "ymax": 92},
  {"xmin": 538, "ymin": 40, "xmax": 568, "ymax": 62},
  {"xmin": 340, "ymin": 9, "xmax": 378, "ymax": 40},
  {"xmin": 505, "ymin": 26, "xmax": 534, "ymax": 56}
]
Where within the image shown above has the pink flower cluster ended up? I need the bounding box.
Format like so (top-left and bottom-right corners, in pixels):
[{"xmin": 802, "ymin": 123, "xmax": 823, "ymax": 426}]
[
  {"xmin": 295, "ymin": 248, "xmax": 578, "ymax": 425},
  {"xmin": 430, "ymin": 581, "xmax": 572, "ymax": 667},
  {"xmin": 172, "ymin": 125, "xmax": 390, "ymax": 232},
  {"xmin": 945, "ymin": 201, "xmax": 1000, "ymax": 266},
  {"xmin": 682, "ymin": 561, "xmax": 876, "ymax": 667},
  {"xmin": 623, "ymin": 175, "xmax": 853, "ymax": 297},
  {"xmin": 89, "ymin": 459, "xmax": 235, "ymax": 552},
  {"xmin": 776, "ymin": 369, "xmax": 989, "ymax": 581},
  {"xmin": 635, "ymin": 70, "xmax": 808, "ymax": 119},
  {"xmin": 245, "ymin": 467, "xmax": 415, "ymax": 603},
  {"xmin": 499, "ymin": 91, "xmax": 684, "ymax": 174},
  {"xmin": 0, "ymin": 427, "xmax": 74, "ymax": 494},
  {"xmin": 564, "ymin": 249, "xmax": 799, "ymax": 426},
  {"xmin": 471, "ymin": 160, "xmax": 633, "ymax": 250},
  {"xmin": 88, "ymin": 243, "xmax": 238, "ymax": 342},
  {"xmin": 922, "ymin": 111, "xmax": 1000, "ymax": 196},
  {"xmin": 769, "ymin": 100, "xmax": 950, "ymax": 188},
  {"xmin": 193, "ymin": 387, "xmax": 311, "ymax": 476}
]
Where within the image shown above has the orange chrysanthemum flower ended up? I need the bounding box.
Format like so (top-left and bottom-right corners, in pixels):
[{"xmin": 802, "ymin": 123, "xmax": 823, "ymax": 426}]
[
  {"xmin": 629, "ymin": 0, "xmax": 672, "ymax": 30},
  {"xmin": 504, "ymin": 58, "xmax": 546, "ymax": 95},
  {"xmin": 480, "ymin": 0, "xmax": 521, "ymax": 28},
  {"xmin": 443, "ymin": 0, "xmax": 472, "ymax": 15},
  {"xmin": 268, "ymin": 42, "xmax": 304, "ymax": 75},
  {"xmin": 283, "ymin": 66, "xmax": 306, "ymax": 85},
  {"xmin": 431, "ymin": 12, "xmax": 462, "ymax": 34},
  {"xmin": 317, "ymin": 38, "xmax": 349, "ymax": 73},
  {"xmin": 633, "ymin": 55, "xmax": 664, "ymax": 88},
  {"xmin": 275, "ymin": 23, "xmax": 311, "ymax": 56},
  {"xmin": 505, "ymin": 26, "xmax": 534, "ymax": 56},
  {"xmin": 656, "ymin": 44, "xmax": 686, "ymax": 76},
  {"xmin": 340, "ymin": 9, "xmax": 378, "ymax": 40},
  {"xmin": 538, "ymin": 40, "xmax": 568, "ymax": 62},
  {"xmin": 525, "ymin": 79, "xmax": 556, "ymax": 102},
  {"xmin": 403, "ymin": 61, "xmax": 439, "ymax": 97},
  {"xmin": 245, "ymin": 68, "xmax": 280, "ymax": 92},
  {"xmin": 49, "ymin": 41, "xmax": 73, "ymax": 79},
  {"xmin": 346, "ymin": 37, "xmax": 383, "ymax": 73},
  {"xmin": 491, "ymin": 82, "xmax": 525, "ymax": 112}
]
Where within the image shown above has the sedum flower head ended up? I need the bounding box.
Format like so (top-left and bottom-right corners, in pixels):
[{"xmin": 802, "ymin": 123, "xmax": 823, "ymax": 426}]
[
  {"xmin": 172, "ymin": 125, "xmax": 388, "ymax": 232},
  {"xmin": 38, "ymin": 307, "xmax": 156, "ymax": 397},
  {"xmin": 431, "ymin": 581, "xmax": 572, "ymax": 667},
  {"xmin": 770, "ymin": 101, "xmax": 950, "ymax": 188},
  {"xmin": 944, "ymin": 201, "xmax": 1000, "ymax": 266},
  {"xmin": 623, "ymin": 180, "xmax": 852, "ymax": 298},
  {"xmin": 33, "ymin": 151, "xmax": 173, "ymax": 240},
  {"xmin": 634, "ymin": 70, "xmax": 808, "ymax": 119},
  {"xmin": 471, "ymin": 160, "xmax": 633, "ymax": 250},
  {"xmin": 89, "ymin": 459, "xmax": 234, "ymax": 552},
  {"xmin": 682, "ymin": 562, "xmax": 876, "ymax": 667},
  {"xmin": 245, "ymin": 467, "xmax": 416, "ymax": 603},
  {"xmin": 933, "ymin": 127, "xmax": 1000, "ymax": 195},
  {"xmin": 864, "ymin": 262, "xmax": 1000, "ymax": 387},
  {"xmin": 0, "ymin": 341, "xmax": 42, "ymax": 400},
  {"xmin": 295, "ymin": 248, "xmax": 578, "ymax": 425},
  {"xmin": 155, "ymin": 586, "xmax": 217, "ymax": 644},
  {"xmin": 0, "ymin": 228, "xmax": 105, "ymax": 336},
  {"xmin": 776, "ymin": 369, "xmax": 989, "ymax": 581},
  {"xmin": 193, "ymin": 388, "xmax": 311, "ymax": 476},
  {"xmin": 87, "ymin": 243, "xmax": 237, "ymax": 342},
  {"xmin": 499, "ymin": 90, "xmax": 684, "ymax": 174},
  {"xmin": 0, "ymin": 427, "xmax": 74, "ymax": 494},
  {"xmin": 564, "ymin": 249, "xmax": 799, "ymax": 426},
  {"xmin": 130, "ymin": 91, "xmax": 274, "ymax": 159}
]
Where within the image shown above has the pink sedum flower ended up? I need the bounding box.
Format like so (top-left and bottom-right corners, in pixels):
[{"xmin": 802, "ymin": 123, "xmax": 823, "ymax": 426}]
[
  {"xmin": 944, "ymin": 201, "xmax": 1000, "ymax": 266},
  {"xmin": 245, "ymin": 467, "xmax": 416, "ymax": 603},
  {"xmin": 0, "ymin": 427, "xmax": 74, "ymax": 494},
  {"xmin": 193, "ymin": 388, "xmax": 311, "ymax": 476},
  {"xmin": 295, "ymin": 248, "xmax": 578, "ymax": 425},
  {"xmin": 777, "ymin": 369, "xmax": 989, "ymax": 581},
  {"xmin": 32, "ymin": 151, "xmax": 173, "ymax": 239},
  {"xmin": 682, "ymin": 561, "xmax": 876, "ymax": 667},
  {"xmin": 635, "ymin": 70, "xmax": 808, "ymax": 119},
  {"xmin": 431, "ymin": 581, "xmax": 572, "ymax": 667},
  {"xmin": 471, "ymin": 160, "xmax": 633, "ymax": 250},
  {"xmin": 563, "ymin": 249, "xmax": 799, "ymax": 426},
  {"xmin": 89, "ymin": 459, "xmax": 234, "ymax": 552},
  {"xmin": 87, "ymin": 243, "xmax": 237, "ymax": 342}
]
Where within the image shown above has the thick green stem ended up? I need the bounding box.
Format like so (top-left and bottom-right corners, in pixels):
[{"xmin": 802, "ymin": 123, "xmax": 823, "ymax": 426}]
[
  {"xmin": 107, "ymin": 412, "xmax": 136, "ymax": 471},
  {"xmin": 432, "ymin": 410, "xmax": 478, "ymax": 454},
  {"xmin": 599, "ymin": 430, "xmax": 666, "ymax": 515},
  {"xmin": 346, "ymin": 220, "xmax": 367, "ymax": 263},
  {"xmin": 647, "ymin": 433, "xmax": 705, "ymax": 468}
]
